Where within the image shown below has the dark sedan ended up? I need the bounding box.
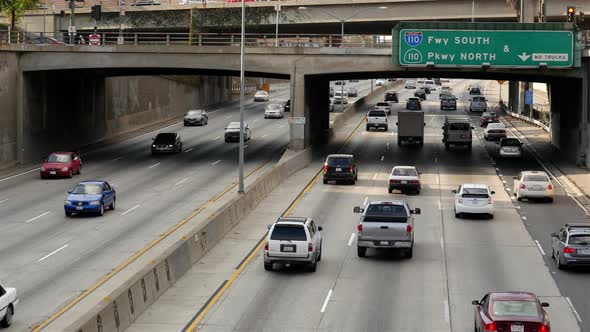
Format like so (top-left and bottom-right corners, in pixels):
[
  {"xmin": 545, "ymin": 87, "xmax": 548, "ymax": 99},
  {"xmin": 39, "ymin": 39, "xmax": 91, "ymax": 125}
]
[
  {"xmin": 473, "ymin": 292, "xmax": 551, "ymax": 332},
  {"xmin": 184, "ymin": 110, "xmax": 208, "ymax": 126},
  {"xmin": 414, "ymin": 89, "xmax": 427, "ymax": 100},
  {"xmin": 480, "ymin": 112, "xmax": 499, "ymax": 127},
  {"xmin": 406, "ymin": 98, "xmax": 422, "ymax": 110},
  {"xmin": 151, "ymin": 133, "xmax": 183, "ymax": 154}
]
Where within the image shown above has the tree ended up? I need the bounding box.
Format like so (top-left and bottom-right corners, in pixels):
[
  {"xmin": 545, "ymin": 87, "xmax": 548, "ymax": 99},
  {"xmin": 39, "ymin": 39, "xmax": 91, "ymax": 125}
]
[{"xmin": 0, "ymin": 0, "xmax": 41, "ymax": 30}]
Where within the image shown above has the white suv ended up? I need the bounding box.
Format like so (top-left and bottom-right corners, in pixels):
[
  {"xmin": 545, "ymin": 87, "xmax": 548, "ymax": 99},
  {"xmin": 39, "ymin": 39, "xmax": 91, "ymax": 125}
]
[
  {"xmin": 453, "ymin": 184, "xmax": 496, "ymax": 219},
  {"xmin": 264, "ymin": 217, "xmax": 323, "ymax": 272}
]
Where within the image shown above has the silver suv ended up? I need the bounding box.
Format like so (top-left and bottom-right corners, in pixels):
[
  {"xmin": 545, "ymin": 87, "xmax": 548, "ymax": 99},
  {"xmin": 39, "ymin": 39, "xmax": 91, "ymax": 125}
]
[
  {"xmin": 264, "ymin": 217, "xmax": 323, "ymax": 272},
  {"xmin": 551, "ymin": 223, "xmax": 590, "ymax": 270}
]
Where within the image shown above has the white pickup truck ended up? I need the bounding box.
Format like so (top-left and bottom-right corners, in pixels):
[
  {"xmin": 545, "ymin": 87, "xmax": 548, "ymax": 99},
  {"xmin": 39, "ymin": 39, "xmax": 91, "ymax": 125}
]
[
  {"xmin": 354, "ymin": 201, "xmax": 420, "ymax": 258},
  {"xmin": 366, "ymin": 110, "xmax": 388, "ymax": 131},
  {"xmin": 0, "ymin": 282, "xmax": 18, "ymax": 327},
  {"xmin": 373, "ymin": 101, "xmax": 392, "ymax": 115}
]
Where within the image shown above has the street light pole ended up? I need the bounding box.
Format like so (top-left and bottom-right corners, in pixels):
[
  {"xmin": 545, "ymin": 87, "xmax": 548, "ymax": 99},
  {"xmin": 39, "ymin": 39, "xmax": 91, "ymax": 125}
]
[
  {"xmin": 471, "ymin": 0, "xmax": 475, "ymax": 22},
  {"xmin": 238, "ymin": 0, "xmax": 246, "ymax": 193},
  {"xmin": 274, "ymin": 0, "xmax": 280, "ymax": 46},
  {"xmin": 69, "ymin": 0, "xmax": 75, "ymax": 44}
]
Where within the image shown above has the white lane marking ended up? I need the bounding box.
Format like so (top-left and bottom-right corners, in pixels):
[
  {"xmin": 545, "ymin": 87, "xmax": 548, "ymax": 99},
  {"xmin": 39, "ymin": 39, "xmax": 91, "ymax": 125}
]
[
  {"xmin": 244, "ymin": 145, "xmax": 248, "ymax": 149},
  {"xmin": 37, "ymin": 244, "xmax": 69, "ymax": 262},
  {"xmin": 440, "ymin": 236, "xmax": 444, "ymax": 250},
  {"xmin": 380, "ymin": 155, "xmax": 384, "ymax": 161},
  {"xmin": 443, "ymin": 300, "xmax": 450, "ymax": 324},
  {"xmin": 502, "ymin": 180, "xmax": 507, "ymax": 184},
  {"xmin": 565, "ymin": 297, "xmax": 583, "ymax": 323},
  {"xmin": 225, "ymin": 115, "xmax": 232, "ymax": 119},
  {"xmin": 175, "ymin": 178, "xmax": 189, "ymax": 186},
  {"xmin": 521, "ymin": 216, "xmax": 527, "ymax": 221},
  {"xmin": 211, "ymin": 160, "xmax": 222, "ymax": 166},
  {"xmin": 262, "ymin": 133, "xmax": 269, "ymax": 138},
  {"xmin": 386, "ymin": 142, "xmax": 390, "ymax": 149},
  {"xmin": 121, "ymin": 204, "xmax": 141, "ymax": 216},
  {"xmin": 0, "ymin": 198, "xmax": 8, "ymax": 203},
  {"xmin": 148, "ymin": 162, "xmax": 160, "ymax": 169},
  {"xmin": 184, "ymin": 148, "xmax": 194, "ymax": 153},
  {"xmin": 498, "ymin": 173, "xmax": 503, "ymax": 177},
  {"xmin": 112, "ymin": 156, "xmax": 124, "ymax": 161},
  {"xmin": 347, "ymin": 233, "xmax": 356, "ymax": 246},
  {"xmin": 534, "ymin": 240, "xmax": 545, "ymax": 256},
  {"xmin": 320, "ymin": 289, "xmax": 333, "ymax": 313},
  {"xmin": 373, "ymin": 173, "xmax": 378, "ymax": 180},
  {"xmin": 363, "ymin": 196, "xmax": 368, "ymax": 207},
  {"xmin": 215, "ymin": 136, "xmax": 221, "ymax": 140},
  {"xmin": 506, "ymin": 188, "xmax": 511, "ymax": 191},
  {"xmin": 0, "ymin": 167, "xmax": 40, "ymax": 183},
  {"xmin": 25, "ymin": 211, "xmax": 51, "ymax": 223},
  {"xmin": 437, "ymin": 200, "xmax": 442, "ymax": 210}
]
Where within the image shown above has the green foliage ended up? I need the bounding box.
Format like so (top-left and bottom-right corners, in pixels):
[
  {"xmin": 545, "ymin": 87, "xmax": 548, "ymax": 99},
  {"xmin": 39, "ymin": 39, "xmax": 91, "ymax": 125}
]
[
  {"xmin": 0, "ymin": 0, "xmax": 41, "ymax": 28},
  {"xmin": 191, "ymin": 7, "xmax": 276, "ymax": 32}
]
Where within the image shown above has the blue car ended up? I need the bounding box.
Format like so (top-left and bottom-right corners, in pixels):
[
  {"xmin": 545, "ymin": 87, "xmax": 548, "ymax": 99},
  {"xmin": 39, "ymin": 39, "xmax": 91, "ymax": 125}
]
[{"xmin": 64, "ymin": 180, "xmax": 116, "ymax": 217}]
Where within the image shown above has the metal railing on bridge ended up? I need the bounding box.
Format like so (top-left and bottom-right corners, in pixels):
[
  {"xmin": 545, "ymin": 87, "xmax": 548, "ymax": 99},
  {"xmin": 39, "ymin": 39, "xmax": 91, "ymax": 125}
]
[{"xmin": 0, "ymin": 30, "xmax": 393, "ymax": 48}]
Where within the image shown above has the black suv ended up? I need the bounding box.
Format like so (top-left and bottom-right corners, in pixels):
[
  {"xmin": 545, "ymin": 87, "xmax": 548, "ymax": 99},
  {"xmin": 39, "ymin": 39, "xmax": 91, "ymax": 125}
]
[
  {"xmin": 384, "ymin": 91, "xmax": 398, "ymax": 103},
  {"xmin": 414, "ymin": 89, "xmax": 427, "ymax": 100},
  {"xmin": 151, "ymin": 133, "xmax": 183, "ymax": 154},
  {"xmin": 406, "ymin": 98, "xmax": 422, "ymax": 110},
  {"xmin": 323, "ymin": 154, "xmax": 358, "ymax": 185}
]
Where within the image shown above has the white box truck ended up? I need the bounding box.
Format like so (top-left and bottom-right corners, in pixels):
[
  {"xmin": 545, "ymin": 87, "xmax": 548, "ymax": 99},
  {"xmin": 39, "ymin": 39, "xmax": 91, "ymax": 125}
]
[{"xmin": 396, "ymin": 111, "xmax": 425, "ymax": 146}]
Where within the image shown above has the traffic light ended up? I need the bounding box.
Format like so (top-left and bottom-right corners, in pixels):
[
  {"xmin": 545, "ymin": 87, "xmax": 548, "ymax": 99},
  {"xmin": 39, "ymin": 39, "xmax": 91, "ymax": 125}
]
[
  {"xmin": 91, "ymin": 5, "xmax": 101, "ymax": 20},
  {"xmin": 566, "ymin": 5, "xmax": 575, "ymax": 22}
]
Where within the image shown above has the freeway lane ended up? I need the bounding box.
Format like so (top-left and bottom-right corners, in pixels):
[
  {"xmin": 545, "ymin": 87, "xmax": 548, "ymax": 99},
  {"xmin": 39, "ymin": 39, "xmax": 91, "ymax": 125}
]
[{"xmin": 195, "ymin": 80, "xmax": 579, "ymax": 331}]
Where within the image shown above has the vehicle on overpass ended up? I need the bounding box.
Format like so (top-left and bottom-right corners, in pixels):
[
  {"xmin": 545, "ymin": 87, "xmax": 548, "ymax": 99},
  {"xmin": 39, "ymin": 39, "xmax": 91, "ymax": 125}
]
[
  {"xmin": 333, "ymin": 90, "xmax": 349, "ymax": 105},
  {"xmin": 354, "ymin": 200, "xmax": 420, "ymax": 258},
  {"xmin": 375, "ymin": 79, "xmax": 385, "ymax": 86},
  {"xmin": 472, "ymin": 292, "xmax": 551, "ymax": 332},
  {"xmin": 264, "ymin": 103, "xmax": 284, "ymax": 119},
  {"xmin": 512, "ymin": 171, "xmax": 554, "ymax": 203},
  {"xmin": 374, "ymin": 102, "xmax": 392, "ymax": 115},
  {"xmin": 440, "ymin": 95, "xmax": 457, "ymax": 110},
  {"xmin": 551, "ymin": 223, "xmax": 590, "ymax": 270},
  {"xmin": 384, "ymin": 90, "xmax": 398, "ymax": 104},
  {"xmin": 405, "ymin": 80, "xmax": 417, "ymax": 89},
  {"xmin": 40, "ymin": 152, "xmax": 82, "ymax": 179},
  {"xmin": 346, "ymin": 86, "xmax": 358, "ymax": 97},
  {"xmin": 64, "ymin": 180, "xmax": 116, "ymax": 217},
  {"xmin": 388, "ymin": 166, "xmax": 421, "ymax": 194},
  {"xmin": 442, "ymin": 116, "xmax": 473, "ymax": 150},
  {"xmin": 184, "ymin": 110, "xmax": 208, "ymax": 126},
  {"xmin": 151, "ymin": 133, "xmax": 183, "ymax": 154},
  {"xmin": 396, "ymin": 111, "xmax": 425, "ymax": 146},
  {"xmin": 453, "ymin": 184, "xmax": 495, "ymax": 219},
  {"xmin": 366, "ymin": 110, "xmax": 388, "ymax": 131},
  {"xmin": 334, "ymin": 80, "xmax": 346, "ymax": 85},
  {"xmin": 0, "ymin": 282, "xmax": 18, "ymax": 328},
  {"xmin": 323, "ymin": 154, "xmax": 358, "ymax": 185},
  {"xmin": 253, "ymin": 90, "xmax": 269, "ymax": 102},
  {"xmin": 406, "ymin": 97, "xmax": 422, "ymax": 110},
  {"xmin": 263, "ymin": 217, "xmax": 323, "ymax": 272},
  {"xmin": 484, "ymin": 123, "xmax": 507, "ymax": 141},
  {"xmin": 469, "ymin": 96, "xmax": 488, "ymax": 112},
  {"xmin": 496, "ymin": 138, "xmax": 523, "ymax": 158},
  {"xmin": 414, "ymin": 89, "xmax": 427, "ymax": 100},
  {"xmin": 224, "ymin": 122, "xmax": 251, "ymax": 142},
  {"xmin": 480, "ymin": 112, "xmax": 499, "ymax": 127}
]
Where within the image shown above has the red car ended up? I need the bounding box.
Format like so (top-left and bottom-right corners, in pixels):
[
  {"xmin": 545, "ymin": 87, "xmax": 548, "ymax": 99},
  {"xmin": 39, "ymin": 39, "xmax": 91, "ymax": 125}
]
[
  {"xmin": 40, "ymin": 152, "xmax": 82, "ymax": 179},
  {"xmin": 473, "ymin": 292, "xmax": 550, "ymax": 332}
]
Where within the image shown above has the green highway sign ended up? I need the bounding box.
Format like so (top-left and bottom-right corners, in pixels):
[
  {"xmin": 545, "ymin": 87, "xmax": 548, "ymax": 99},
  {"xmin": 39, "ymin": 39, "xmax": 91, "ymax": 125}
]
[{"xmin": 399, "ymin": 29, "xmax": 574, "ymax": 68}]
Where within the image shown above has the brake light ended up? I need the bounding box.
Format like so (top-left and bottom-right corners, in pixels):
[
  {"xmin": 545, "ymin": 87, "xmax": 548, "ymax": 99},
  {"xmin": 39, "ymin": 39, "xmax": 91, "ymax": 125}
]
[
  {"xmin": 406, "ymin": 224, "xmax": 413, "ymax": 233},
  {"xmin": 324, "ymin": 164, "xmax": 328, "ymax": 172},
  {"xmin": 308, "ymin": 243, "xmax": 313, "ymax": 252},
  {"xmin": 349, "ymin": 165, "xmax": 354, "ymax": 172},
  {"xmin": 538, "ymin": 324, "xmax": 550, "ymax": 332},
  {"xmin": 357, "ymin": 224, "xmax": 362, "ymax": 232},
  {"xmin": 389, "ymin": 179, "xmax": 400, "ymax": 184},
  {"xmin": 408, "ymin": 180, "xmax": 420, "ymax": 184},
  {"xmin": 547, "ymin": 184, "xmax": 553, "ymax": 190},
  {"xmin": 484, "ymin": 322, "xmax": 497, "ymax": 331},
  {"xmin": 564, "ymin": 247, "xmax": 575, "ymax": 254},
  {"xmin": 264, "ymin": 242, "xmax": 269, "ymax": 251},
  {"xmin": 521, "ymin": 183, "xmax": 527, "ymax": 189}
]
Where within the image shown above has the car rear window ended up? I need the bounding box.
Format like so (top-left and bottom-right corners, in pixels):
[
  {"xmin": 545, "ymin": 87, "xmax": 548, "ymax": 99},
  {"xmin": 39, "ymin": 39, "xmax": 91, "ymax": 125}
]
[
  {"xmin": 472, "ymin": 97, "xmax": 485, "ymax": 102},
  {"xmin": 48, "ymin": 153, "xmax": 71, "ymax": 163},
  {"xmin": 448, "ymin": 123, "xmax": 471, "ymax": 130},
  {"xmin": 327, "ymin": 157, "xmax": 351, "ymax": 166},
  {"xmin": 492, "ymin": 301, "xmax": 539, "ymax": 317},
  {"xmin": 271, "ymin": 225, "xmax": 307, "ymax": 241},
  {"xmin": 461, "ymin": 188, "xmax": 489, "ymax": 198},
  {"xmin": 569, "ymin": 235, "xmax": 590, "ymax": 245},
  {"xmin": 369, "ymin": 110, "xmax": 386, "ymax": 117},
  {"xmin": 155, "ymin": 133, "xmax": 176, "ymax": 143},
  {"xmin": 501, "ymin": 139, "xmax": 521, "ymax": 147},
  {"xmin": 524, "ymin": 175, "xmax": 549, "ymax": 182},
  {"xmin": 365, "ymin": 204, "xmax": 408, "ymax": 220},
  {"xmin": 393, "ymin": 168, "xmax": 417, "ymax": 176},
  {"xmin": 376, "ymin": 102, "xmax": 389, "ymax": 107},
  {"xmin": 267, "ymin": 104, "xmax": 282, "ymax": 110}
]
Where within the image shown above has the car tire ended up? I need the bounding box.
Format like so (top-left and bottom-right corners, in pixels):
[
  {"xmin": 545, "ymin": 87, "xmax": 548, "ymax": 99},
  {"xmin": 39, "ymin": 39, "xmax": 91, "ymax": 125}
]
[
  {"xmin": 445, "ymin": 143, "xmax": 450, "ymax": 150},
  {"xmin": 0, "ymin": 304, "xmax": 13, "ymax": 327},
  {"xmin": 366, "ymin": 125, "xmax": 370, "ymax": 131},
  {"xmin": 77, "ymin": 165, "xmax": 82, "ymax": 175},
  {"xmin": 41, "ymin": 175, "xmax": 46, "ymax": 179},
  {"xmin": 68, "ymin": 169, "xmax": 73, "ymax": 178},
  {"xmin": 406, "ymin": 246, "xmax": 413, "ymax": 259},
  {"xmin": 384, "ymin": 126, "xmax": 388, "ymax": 131},
  {"xmin": 309, "ymin": 260, "xmax": 317, "ymax": 272},
  {"xmin": 98, "ymin": 204, "xmax": 104, "ymax": 216},
  {"xmin": 547, "ymin": 197, "xmax": 554, "ymax": 203},
  {"xmin": 65, "ymin": 211, "xmax": 72, "ymax": 217},
  {"xmin": 323, "ymin": 179, "xmax": 328, "ymax": 184},
  {"xmin": 357, "ymin": 246, "xmax": 366, "ymax": 257},
  {"xmin": 264, "ymin": 262, "xmax": 273, "ymax": 271},
  {"xmin": 317, "ymin": 244, "xmax": 322, "ymax": 261},
  {"xmin": 551, "ymin": 248, "xmax": 555, "ymax": 259},
  {"xmin": 110, "ymin": 199, "xmax": 116, "ymax": 210},
  {"xmin": 467, "ymin": 143, "xmax": 472, "ymax": 151},
  {"xmin": 556, "ymin": 253, "xmax": 566, "ymax": 270},
  {"xmin": 416, "ymin": 189, "xmax": 421, "ymax": 195},
  {"xmin": 517, "ymin": 195, "xmax": 523, "ymax": 201},
  {"xmin": 398, "ymin": 139, "xmax": 402, "ymax": 146},
  {"xmin": 488, "ymin": 214, "xmax": 494, "ymax": 219}
]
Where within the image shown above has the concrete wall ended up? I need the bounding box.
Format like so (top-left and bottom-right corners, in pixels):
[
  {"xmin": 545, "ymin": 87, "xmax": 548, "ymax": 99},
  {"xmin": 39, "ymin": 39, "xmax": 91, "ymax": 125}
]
[{"xmin": 0, "ymin": 52, "xmax": 19, "ymax": 168}]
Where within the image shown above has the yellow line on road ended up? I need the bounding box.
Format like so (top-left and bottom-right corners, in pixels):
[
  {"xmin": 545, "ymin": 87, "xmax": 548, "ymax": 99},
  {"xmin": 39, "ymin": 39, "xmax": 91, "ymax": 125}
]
[
  {"xmin": 32, "ymin": 160, "xmax": 270, "ymax": 331},
  {"xmin": 184, "ymin": 114, "xmax": 367, "ymax": 331}
]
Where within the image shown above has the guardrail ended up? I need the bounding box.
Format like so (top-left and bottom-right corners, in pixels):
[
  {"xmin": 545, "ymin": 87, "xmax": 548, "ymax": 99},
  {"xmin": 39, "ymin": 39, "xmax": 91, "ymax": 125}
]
[
  {"xmin": 506, "ymin": 108, "xmax": 550, "ymax": 133},
  {"xmin": 0, "ymin": 30, "xmax": 392, "ymax": 48}
]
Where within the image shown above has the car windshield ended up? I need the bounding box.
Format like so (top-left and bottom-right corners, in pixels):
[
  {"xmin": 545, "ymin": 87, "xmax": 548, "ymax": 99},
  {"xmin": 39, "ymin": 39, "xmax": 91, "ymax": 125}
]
[
  {"xmin": 448, "ymin": 123, "xmax": 470, "ymax": 130},
  {"xmin": 462, "ymin": 188, "xmax": 489, "ymax": 198},
  {"xmin": 524, "ymin": 175, "xmax": 549, "ymax": 182},
  {"xmin": 569, "ymin": 234, "xmax": 590, "ymax": 245},
  {"xmin": 47, "ymin": 153, "xmax": 71, "ymax": 163},
  {"xmin": 187, "ymin": 110, "xmax": 202, "ymax": 116},
  {"xmin": 492, "ymin": 300, "xmax": 539, "ymax": 317},
  {"xmin": 393, "ymin": 168, "xmax": 417, "ymax": 176},
  {"xmin": 155, "ymin": 133, "xmax": 176, "ymax": 143},
  {"xmin": 327, "ymin": 157, "xmax": 351, "ymax": 166},
  {"xmin": 72, "ymin": 183, "xmax": 103, "ymax": 195},
  {"xmin": 267, "ymin": 104, "xmax": 282, "ymax": 110},
  {"xmin": 270, "ymin": 225, "xmax": 307, "ymax": 241},
  {"xmin": 501, "ymin": 139, "xmax": 521, "ymax": 147},
  {"xmin": 368, "ymin": 111, "xmax": 386, "ymax": 117}
]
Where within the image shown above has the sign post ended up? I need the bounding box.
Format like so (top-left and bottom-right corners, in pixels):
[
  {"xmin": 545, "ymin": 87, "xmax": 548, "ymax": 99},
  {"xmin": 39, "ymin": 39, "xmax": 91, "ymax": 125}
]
[{"xmin": 398, "ymin": 29, "xmax": 574, "ymax": 68}]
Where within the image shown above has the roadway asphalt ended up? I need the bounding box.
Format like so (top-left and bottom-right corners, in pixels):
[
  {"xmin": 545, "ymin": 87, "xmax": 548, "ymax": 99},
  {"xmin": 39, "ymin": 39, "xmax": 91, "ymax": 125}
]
[
  {"xmin": 0, "ymin": 80, "xmax": 370, "ymax": 330},
  {"xmin": 192, "ymin": 79, "xmax": 581, "ymax": 331}
]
